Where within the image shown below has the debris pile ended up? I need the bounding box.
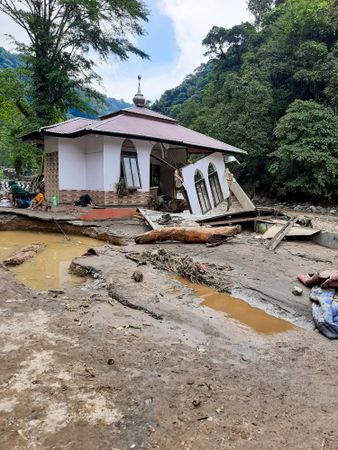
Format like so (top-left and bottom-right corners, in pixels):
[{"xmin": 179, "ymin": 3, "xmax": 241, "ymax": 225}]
[{"xmin": 128, "ymin": 248, "xmax": 232, "ymax": 292}]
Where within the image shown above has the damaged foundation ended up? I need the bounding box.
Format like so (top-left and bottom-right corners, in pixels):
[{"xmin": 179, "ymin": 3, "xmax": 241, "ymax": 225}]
[{"xmin": 1, "ymin": 202, "xmax": 338, "ymax": 450}]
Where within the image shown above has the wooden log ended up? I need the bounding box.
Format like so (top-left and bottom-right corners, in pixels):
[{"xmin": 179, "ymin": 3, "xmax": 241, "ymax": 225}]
[
  {"xmin": 4, "ymin": 242, "xmax": 46, "ymax": 266},
  {"xmin": 135, "ymin": 225, "xmax": 241, "ymax": 244}
]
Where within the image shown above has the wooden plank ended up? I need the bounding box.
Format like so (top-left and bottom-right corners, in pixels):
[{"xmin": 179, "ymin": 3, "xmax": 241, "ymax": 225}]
[
  {"xmin": 203, "ymin": 217, "xmax": 265, "ymax": 227},
  {"xmin": 197, "ymin": 209, "xmax": 258, "ymax": 224},
  {"xmin": 263, "ymin": 224, "xmax": 320, "ymax": 239},
  {"xmin": 137, "ymin": 208, "xmax": 159, "ymax": 230},
  {"xmin": 267, "ymin": 217, "xmax": 297, "ymax": 251}
]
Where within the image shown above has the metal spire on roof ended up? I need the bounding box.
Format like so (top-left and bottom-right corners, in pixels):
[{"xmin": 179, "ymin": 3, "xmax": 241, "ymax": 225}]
[{"xmin": 133, "ymin": 75, "xmax": 146, "ymax": 107}]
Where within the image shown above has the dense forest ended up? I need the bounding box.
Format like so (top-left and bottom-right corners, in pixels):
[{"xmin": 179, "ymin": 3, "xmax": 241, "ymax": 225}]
[{"xmin": 153, "ymin": 0, "xmax": 338, "ymax": 203}]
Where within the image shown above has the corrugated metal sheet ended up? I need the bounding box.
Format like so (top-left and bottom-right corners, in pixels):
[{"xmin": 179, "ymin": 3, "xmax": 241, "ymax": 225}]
[
  {"xmin": 33, "ymin": 107, "xmax": 246, "ymax": 155},
  {"xmin": 43, "ymin": 117, "xmax": 99, "ymax": 134},
  {"xmin": 91, "ymin": 114, "xmax": 245, "ymax": 154},
  {"xmin": 101, "ymin": 106, "xmax": 177, "ymax": 123}
]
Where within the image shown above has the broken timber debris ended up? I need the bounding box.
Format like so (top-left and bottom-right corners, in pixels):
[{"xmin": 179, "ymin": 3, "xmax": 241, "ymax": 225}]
[
  {"xmin": 138, "ymin": 208, "xmax": 159, "ymax": 230},
  {"xmin": 4, "ymin": 242, "xmax": 46, "ymax": 267},
  {"xmin": 135, "ymin": 225, "xmax": 241, "ymax": 245},
  {"xmin": 266, "ymin": 217, "xmax": 297, "ymax": 251},
  {"xmin": 127, "ymin": 248, "xmax": 232, "ymax": 292}
]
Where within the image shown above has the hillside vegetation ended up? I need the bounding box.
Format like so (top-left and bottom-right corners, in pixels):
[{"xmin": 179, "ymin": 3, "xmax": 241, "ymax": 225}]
[
  {"xmin": 0, "ymin": 47, "xmax": 130, "ymax": 170},
  {"xmin": 153, "ymin": 0, "xmax": 338, "ymax": 203}
]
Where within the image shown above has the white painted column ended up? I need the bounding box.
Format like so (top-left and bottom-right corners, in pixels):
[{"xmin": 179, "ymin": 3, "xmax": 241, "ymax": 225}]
[
  {"xmin": 103, "ymin": 136, "xmax": 124, "ymax": 191},
  {"xmin": 58, "ymin": 137, "xmax": 86, "ymax": 190},
  {"xmin": 133, "ymin": 140, "xmax": 153, "ymax": 192}
]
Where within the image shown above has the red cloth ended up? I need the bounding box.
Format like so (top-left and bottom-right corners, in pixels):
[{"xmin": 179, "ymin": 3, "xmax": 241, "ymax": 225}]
[
  {"xmin": 321, "ymin": 273, "xmax": 338, "ymax": 289},
  {"xmin": 297, "ymin": 271, "xmax": 338, "ymax": 289}
]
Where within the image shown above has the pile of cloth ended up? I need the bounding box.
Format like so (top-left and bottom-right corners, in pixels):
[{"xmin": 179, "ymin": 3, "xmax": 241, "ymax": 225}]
[{"xmin": 298, "ymin": 271, "xmax": 338, "ymax": 339}]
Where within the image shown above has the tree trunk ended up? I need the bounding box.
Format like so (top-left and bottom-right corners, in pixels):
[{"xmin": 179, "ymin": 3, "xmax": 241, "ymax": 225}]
[{"xmin": 135, "ymin": 226, "xmax": 241, "ymax": 244}]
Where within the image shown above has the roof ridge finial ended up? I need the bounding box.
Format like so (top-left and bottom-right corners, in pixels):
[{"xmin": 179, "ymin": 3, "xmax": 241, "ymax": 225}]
[
  {"xmin": 138, "ymin": 75, "xmax": 142, "ymax": 94},
  {"xmin": 133, "ymin": 75, "xmax": 146, "ymax": 107}
]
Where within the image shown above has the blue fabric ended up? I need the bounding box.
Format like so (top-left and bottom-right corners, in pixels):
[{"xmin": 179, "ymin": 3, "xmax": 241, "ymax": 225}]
[{"xmin": 310, "ymin": 287, "xmax": 338, "ymax": 339}]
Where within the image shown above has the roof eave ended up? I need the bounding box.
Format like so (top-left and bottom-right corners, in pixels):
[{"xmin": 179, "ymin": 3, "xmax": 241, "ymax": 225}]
[
  {"xmin": 20, "ymin": 130, "xmax": 43, "ymax": 142},
  {"xmin": 43, "ymin": 129, "xmax": 246, "ymax": 155}
]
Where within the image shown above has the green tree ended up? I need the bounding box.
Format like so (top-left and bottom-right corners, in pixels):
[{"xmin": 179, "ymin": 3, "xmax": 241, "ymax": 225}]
[
  {"xmin": 0, "ymin": 68, "xmax": 41, "ymax": 172},
  {"xmin": 202, "ymin": 23, "xmax": 256, "ymax": 65},
  {"xmin": 154, "ymin": 0, "xmax": 337, "ymax": 201},
  {"xmin": 247, "ymin": 0, "xmax": 274, "ymax": 30},
  {"xmin": 324, "ymin": 43, "xmax": 338, "ymax": 111},
  {"xmin": 0, "ymin": 0, "xmax": 149, "ymax": 124},
  {"xmin": 191, "ymin": 74, "xmax": 275, "ymax": 193},
  {"xmin": 270, "ymin": 100, "xmax": 338, "ymax": 201}
]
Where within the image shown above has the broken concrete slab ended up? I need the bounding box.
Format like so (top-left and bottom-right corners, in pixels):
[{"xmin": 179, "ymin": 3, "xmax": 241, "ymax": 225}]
[{"xmin": 311, "ymin": 231, "xmax": 338, "ymax": 250}]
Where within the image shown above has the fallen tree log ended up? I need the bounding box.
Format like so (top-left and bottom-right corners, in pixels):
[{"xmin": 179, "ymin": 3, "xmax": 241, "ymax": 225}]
[
  {"xmin": 135, "ymin": 225, "xmax": 241, "ymax": 245},
  {"xmin": 4, "ymin": 242, "xmax": 46, "ymax": 267}
]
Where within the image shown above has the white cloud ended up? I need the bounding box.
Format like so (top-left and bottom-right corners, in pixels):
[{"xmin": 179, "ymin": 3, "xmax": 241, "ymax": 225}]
[
  {"xmin": 0, "ymin": 1, "xmax": 252, "ymax": 103},
  {"xmin": 159, "ymin": 0, "xmax": 251, "ymax": 76},
  {"xmin": 97, "ymin": 62, "xmax": 187, "ymax": 102},
  {"xmin": 0, "ymin": 11, "xmax": 29, "ymax": 49},
  {"xmin": 98, "ymin": 0, "xmax": 251, "ymax": 102}
]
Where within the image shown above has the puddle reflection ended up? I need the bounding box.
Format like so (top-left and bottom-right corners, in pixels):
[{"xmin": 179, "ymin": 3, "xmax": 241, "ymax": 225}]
[
  {"xmin": 177, "ymin": 277, "xmax": 296, "ymax": 334},
  {"xmin": 0, "ymin": 231, "xmax": 102, "ymax": 290}
]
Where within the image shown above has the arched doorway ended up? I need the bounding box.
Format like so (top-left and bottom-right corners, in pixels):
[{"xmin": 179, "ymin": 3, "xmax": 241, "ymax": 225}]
[
  {"xmin": 121, "ymin": 139, "xmax": 141, "ymax": 189},
  {"xmin": 208, "ymin": 163, "xmax": 224, "ymax": 206},
  {"xmin": 195, "ymin": 170, "xmax": 211, "ymax": 214}
]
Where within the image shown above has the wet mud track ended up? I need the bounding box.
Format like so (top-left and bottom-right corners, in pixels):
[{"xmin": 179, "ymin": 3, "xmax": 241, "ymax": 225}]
[{"xmin": 1, "ymin": 233, "xmax": 338, "ymax": 449}]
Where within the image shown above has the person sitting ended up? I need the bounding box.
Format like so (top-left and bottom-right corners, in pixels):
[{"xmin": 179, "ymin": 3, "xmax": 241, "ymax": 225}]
[
  {"xmin": 30, "ymin": 188, "xmax": 46, "ymax": 210},
  {"xmin": 8, "ymin": 180, "xmax": 30, "ymax": 208}
]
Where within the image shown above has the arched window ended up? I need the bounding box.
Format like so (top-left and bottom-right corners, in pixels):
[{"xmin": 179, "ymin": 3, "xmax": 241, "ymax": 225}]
[
  {"xmin": 195, "ymin": 170, "xmax": 211, "ymax": 214},
  {"xmin": 121, "ymin": 139, "xmax": 141, "ymax": 189},
  {"xmin": 208, "ymin": 163, "xmax": 224, "ymax": 206}
]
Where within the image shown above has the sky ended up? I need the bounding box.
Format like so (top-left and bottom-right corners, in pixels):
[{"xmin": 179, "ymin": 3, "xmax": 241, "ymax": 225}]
[{"xmin": 0, "ymin": 0, "xmax": 251, "ymax": 103}]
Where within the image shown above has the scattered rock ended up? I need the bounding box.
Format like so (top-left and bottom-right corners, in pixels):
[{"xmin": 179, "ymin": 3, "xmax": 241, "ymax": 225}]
[
  {"xmin": 107, "ymin": 358, "xmax": 115, "ymax": 365},
  {"xmin": 292, "ymin": 286, "xmax": 303, "ymax": 296},
  {"xmin": 196, "ymin": 346, "xmax": 206, "ymax": 353},
  {"xmin": 192, "ymin": 398, "xmax": 201, "ymax": 407},
  {"xmin": 132, "ymin": 271, "xmax": 144, "ymax": 282}
]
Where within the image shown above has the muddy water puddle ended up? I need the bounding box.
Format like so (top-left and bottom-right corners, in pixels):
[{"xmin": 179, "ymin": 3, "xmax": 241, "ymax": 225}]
[
  {"xmin": 0, "ymin": 231, "xmax": 102, "ymax": 290},
  {"xmin": 177, "ymin": 277, "xmax": 296, "ymax": 335}
]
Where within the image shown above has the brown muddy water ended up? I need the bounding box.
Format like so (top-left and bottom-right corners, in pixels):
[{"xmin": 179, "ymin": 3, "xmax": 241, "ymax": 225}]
[
  {"xmin": 178, "ymin": 277, "xmax": 296, "ymax": 335},
  {"xmin": 0, "ymin": 231, "xmax": 102, "ymax": 290}
]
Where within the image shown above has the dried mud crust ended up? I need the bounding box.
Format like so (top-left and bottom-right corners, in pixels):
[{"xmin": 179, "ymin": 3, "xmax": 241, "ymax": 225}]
[{"xmin": 1, "ymin": 236, "xmax": 338, "ymax": 449}]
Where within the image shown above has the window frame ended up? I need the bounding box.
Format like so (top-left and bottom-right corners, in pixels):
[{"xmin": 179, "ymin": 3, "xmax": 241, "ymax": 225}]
[
  {"xmin": 121, "ymin": 151, "xmax": 142, "ymax": 190},
  {"xmin": 208, "ymin": 163, "xmax": 224, "ymax": 207},
  {"xmin": 194, "ymin": 170, "xmax": 212, "ymax": 214}
]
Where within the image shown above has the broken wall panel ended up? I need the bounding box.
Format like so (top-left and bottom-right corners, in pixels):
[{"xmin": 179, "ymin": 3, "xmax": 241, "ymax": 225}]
[{"xmin": 182, "ymin": 152, "xmax": 230, "ymax": 215}]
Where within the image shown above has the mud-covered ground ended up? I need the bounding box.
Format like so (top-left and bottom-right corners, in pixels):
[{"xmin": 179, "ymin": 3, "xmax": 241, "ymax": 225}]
[{"xmin": 1, "ymin": 218, "xmax": 338, "ymax": 450}]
